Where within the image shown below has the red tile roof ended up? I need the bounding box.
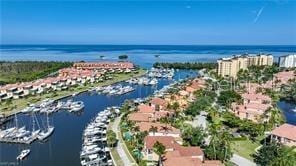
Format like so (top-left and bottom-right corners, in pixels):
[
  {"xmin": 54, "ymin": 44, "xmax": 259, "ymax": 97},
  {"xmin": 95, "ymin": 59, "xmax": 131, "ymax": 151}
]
[
  {"xmin": 144, "ymin": 136, "xmax": 176, "ymax": 149},
  {"xmin": 271, "ymin": 123, "xmax": 296, "ymax": 141},
  {"xmin": 150, "ymin": 97, "xmax": 168, "ymax": 107},
  {"xmin": 163, "ymin": 155, "xmax": 202, "ymax": 166},
  {"xmin": 242, "ymin": 93, "xmax": 271, "ymax": 102},
  {"xmin": 202, "ymin": 160, "xmax": 223, "ymax": 166},
  {"xmin": 144, "ymin": 136, "xmax": 203, "ymax": 157},
  {"xmin": 73, "ymin": 62, "xmax": 134, "ymax": 69},
  {"xmin": 138, "ymin": 104, "xmax": 155, "ymax": 113},
  {"xmin": 174, "ymin": 144, "xmax": 203, "ymax": 157},
  {"xmin": 128, "ymin": 113, "xmax": 152, "ymax": 122}
]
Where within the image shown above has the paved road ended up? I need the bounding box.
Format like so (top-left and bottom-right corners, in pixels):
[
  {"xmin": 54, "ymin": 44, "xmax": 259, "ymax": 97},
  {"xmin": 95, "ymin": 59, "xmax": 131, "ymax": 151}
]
[
  {"xmin": 231, "ymin": 154, "xmax": 256, "ymax": 166},
  {"xmin": 112, "ymin": 115, "xmax": 135, "ymax": 166},
  {"xmin": 193, "ymin": 111, "xmax": 208, "ymax": 129}
]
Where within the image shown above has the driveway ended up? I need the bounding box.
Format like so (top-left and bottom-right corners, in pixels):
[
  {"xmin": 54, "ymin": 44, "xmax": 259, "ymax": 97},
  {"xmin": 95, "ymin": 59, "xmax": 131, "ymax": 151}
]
[{"xmin": 231, "ymin": 154, "xmax": 256, "ymax": 166}]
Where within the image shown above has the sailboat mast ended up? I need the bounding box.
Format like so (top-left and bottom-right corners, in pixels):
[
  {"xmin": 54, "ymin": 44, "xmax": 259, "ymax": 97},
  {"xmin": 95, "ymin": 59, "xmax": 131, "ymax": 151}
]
[
  {"xmin": 15, "ymin": 113, "xmax": 18, "ymax": 128},
  {"xmin": 32, "ymin": 112, "xmax": 35, "ymax": 132},
  {"xmin": 47, "ymin": 113, "xmax": 50, "ymax": 128}
]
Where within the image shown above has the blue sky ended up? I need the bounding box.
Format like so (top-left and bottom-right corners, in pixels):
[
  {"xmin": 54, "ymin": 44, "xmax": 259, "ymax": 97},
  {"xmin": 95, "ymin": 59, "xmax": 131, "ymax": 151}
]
[{"xmin": 1, "ymin": 0, "xmax": 295, "ymax": 45}]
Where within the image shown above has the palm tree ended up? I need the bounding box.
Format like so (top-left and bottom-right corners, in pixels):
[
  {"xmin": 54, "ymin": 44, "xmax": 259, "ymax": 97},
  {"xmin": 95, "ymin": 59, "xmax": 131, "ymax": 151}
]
[
  {"xmin": 267, "ymin": 107, "xmax": 284, "ymax": 129},
  {"xmin": 127, "ymin": 120, "xmax": 136, "ymax": 129},
  {"xmin": 271, "ymin": 146, "xmax": 296, "ymax": 166},
  {"xmin": 209, "ymin": 124, "xmax": 220, "ymax": 160},
  {"xmin": 160, "ymin": 125, "xmax": 171, "ymax": 134},
  {"xmin": 149, "ymin": 126, "xmax": 158, "ymax": 136},
  {"xmin": 153, "ymin": 141, "xmax": 166, "ymax": 165},
  {"xmin": 220, "ymin": 130, "xmax": 233, "ymax": 162},
  {"xmin": 106, "ymin": 130, "xmax": 117, "ymax": 148},
  {"xmin": 133, "ymin": 126, "xmax": 140, "ymax": 133}
]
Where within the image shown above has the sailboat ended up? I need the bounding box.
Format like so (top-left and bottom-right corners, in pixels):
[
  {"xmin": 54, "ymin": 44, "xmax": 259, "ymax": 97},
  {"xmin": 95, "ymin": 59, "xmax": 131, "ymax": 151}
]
[
  {"xmin": 38, "ymin": 113, "xmax": 54, "ymax": 141},
  {"xmin": 31, "ymin": 112, "xmax": 40, "ymax": 138}
]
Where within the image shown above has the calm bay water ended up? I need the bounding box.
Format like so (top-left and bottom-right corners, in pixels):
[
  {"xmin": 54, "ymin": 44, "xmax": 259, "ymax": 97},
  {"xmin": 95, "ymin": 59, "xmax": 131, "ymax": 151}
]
[
  {"xmin": 278, "ymin": 100, "xmax": 296, "ymax": 125},
  {"xmin": 0, "ymin": 70, "xmax": 197, "ymax": 166},
  {"xmin": 1, "ymin": 45, "xmax": 296, "ymax": 68},
  {"xmin": 0, "ymin": 45, "xmax": 295, "ymax": 165}
]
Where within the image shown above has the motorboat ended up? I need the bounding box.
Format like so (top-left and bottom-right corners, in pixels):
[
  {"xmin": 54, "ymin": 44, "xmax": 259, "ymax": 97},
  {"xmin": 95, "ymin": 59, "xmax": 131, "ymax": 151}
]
[
  {"xmin": 16, "ymin": 149, "xmax": 30, "ymax": 160},
  {"xmin": 69, "ymin": 101, "xmax": 84, "ymax": 112},
  {"xmin": 21, "ymin": 106, "xmax": 34, "ymax": 113},
  {"xmin": 40, "ymin": 99, "xmax": 54, "ymax": 108},
  {"xmin": 149, "ymin": 78, "xmax": 158, "ymax": 85}
]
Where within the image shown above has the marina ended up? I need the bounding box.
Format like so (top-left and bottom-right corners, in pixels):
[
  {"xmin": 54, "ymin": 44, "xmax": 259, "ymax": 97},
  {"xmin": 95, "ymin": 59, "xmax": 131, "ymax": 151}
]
[
  {"xmin": 80, "ymin": 107, "xmax": 119, "ymax": 166},
  {"xmin": 96, "ymin": 85, "xmax": 135, "ymax": 96},
  {"xmin": 0, "ymin": 69, "xmax": 197, "ymax": 166}
]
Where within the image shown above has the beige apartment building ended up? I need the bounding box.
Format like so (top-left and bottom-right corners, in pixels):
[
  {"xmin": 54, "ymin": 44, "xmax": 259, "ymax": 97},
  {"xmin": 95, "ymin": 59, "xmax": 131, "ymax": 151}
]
[{"xmin": 217, "ymin": 54, "xmax": 273, "ymax": 78}]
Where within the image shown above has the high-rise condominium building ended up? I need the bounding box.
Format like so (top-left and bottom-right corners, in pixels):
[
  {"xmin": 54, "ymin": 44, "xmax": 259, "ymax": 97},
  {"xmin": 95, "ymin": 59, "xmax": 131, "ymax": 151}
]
[
  {"xmin": 217, "ymin": 54, "xmax": 273, "ymax": 78},
  {"xmin": 279, "ymin": 54, "xmax": 296, "ymax": 68}
]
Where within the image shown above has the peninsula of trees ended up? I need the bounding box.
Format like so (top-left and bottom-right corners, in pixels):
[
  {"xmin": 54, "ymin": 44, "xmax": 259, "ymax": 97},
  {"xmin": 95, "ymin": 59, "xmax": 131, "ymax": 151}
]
[{"xmin": 0, "ymin": 61, "xmax": 73, "ymax": 85}]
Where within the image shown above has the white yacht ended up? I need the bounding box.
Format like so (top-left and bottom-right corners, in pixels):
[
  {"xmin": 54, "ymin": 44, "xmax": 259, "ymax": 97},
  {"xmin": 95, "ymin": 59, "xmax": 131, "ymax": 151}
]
[
  {"xmin": 69, "ymin": 101, "xmax": 84, "ymax": 112},
  {"xmin": 149, "ymin": 78, "xmax": 158, "ymax": 85},
  {"xmin": 21, "ymin": 106, "xmax": 34, "ymax": 113},
  {"xmin": 16, "ymin": 149, "xmax": 30, "ymax": 160},
  {"xmin": 40, "ymin": 99, "xmax": 54, "ymax": 108}
]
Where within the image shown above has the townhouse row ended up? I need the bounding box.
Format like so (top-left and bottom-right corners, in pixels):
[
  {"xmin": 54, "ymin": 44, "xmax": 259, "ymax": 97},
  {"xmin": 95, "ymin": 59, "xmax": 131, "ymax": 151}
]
[{"xmin": 0, "ymin": 62, "xmax": 136, "ymax": 102}]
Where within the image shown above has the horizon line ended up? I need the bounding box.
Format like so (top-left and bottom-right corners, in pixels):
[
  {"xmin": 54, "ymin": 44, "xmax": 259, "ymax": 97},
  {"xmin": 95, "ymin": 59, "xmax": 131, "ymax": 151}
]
[{"xmin": 1, "ymin": 44, "xmax": 296, "ymax": 46}]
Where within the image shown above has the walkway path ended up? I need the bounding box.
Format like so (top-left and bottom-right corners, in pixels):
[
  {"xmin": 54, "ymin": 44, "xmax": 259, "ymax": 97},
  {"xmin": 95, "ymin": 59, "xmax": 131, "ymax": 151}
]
[
  {"xmin": 111, "ymin": 115, "xmax": 137, "ymax": 166},
  {"xmin": 231, "ymin": 154, "xmax": 256, "ymax": 166}
]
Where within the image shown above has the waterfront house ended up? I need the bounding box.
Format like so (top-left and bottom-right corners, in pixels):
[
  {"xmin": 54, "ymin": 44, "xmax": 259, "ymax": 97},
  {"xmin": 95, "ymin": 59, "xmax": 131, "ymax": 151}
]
[
  {"xmin": 142, "ymin": 136, "xmax": 204, "ymax": 165},
  {"xmin": 241, "ymin": 93, "xmax": 271, "ymax": 105},
  {"xmin": 128, "ymin": 113, "xmax": 152, "ymax": 122},
  {"xmin": 270, "ymin": 123, "xmax": 296, "ymax": 147},
  {"xmin": 138, "ymin": 104, "xmax": 154, "ymax": 113},
  {"xmin": 149, "ymin": 97, "xmax": 168, "ymax": 111},
  {"xmin": 128, "ymin": 104, "xmax": 171, "ymax": 122},
  {"xmin": 163, "ymin": 151, "xmax": 223, "ymax": 166}
]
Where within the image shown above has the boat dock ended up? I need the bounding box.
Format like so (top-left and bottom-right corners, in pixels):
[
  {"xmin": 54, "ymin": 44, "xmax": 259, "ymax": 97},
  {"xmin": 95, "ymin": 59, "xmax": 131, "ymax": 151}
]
[{"xmin": 0, "ymin": 135, "xmax": 38, "ymax": 144}]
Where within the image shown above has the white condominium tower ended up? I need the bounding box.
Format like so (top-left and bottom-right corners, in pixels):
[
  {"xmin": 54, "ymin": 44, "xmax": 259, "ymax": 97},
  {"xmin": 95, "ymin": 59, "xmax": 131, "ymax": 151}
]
[{"xmin": 279, "ymin": 54, "xmax": 296, "ymax": 68}]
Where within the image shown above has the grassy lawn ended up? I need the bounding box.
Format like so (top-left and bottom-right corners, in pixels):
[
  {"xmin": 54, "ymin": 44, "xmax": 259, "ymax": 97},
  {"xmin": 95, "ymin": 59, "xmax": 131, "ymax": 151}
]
[
  {"xmin": 231, "ymin": 139, "xmax": 261, "ymax": 161},
  {"xmin": 0, "ymin": 69, "xmax": 146, "ymax": 116},
  {"xmin": 111, "ymin": 148, "xmax": 125, "ymax": 166}
]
